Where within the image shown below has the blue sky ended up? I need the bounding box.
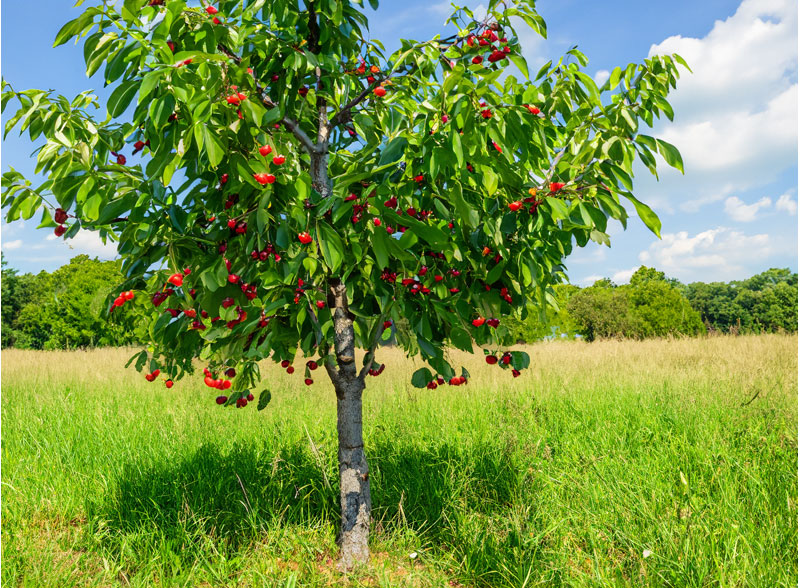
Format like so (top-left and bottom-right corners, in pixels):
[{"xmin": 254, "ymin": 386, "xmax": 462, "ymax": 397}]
[{"xmin": 1, "ymin": 0, "xmax": 797, "ymax": 285}]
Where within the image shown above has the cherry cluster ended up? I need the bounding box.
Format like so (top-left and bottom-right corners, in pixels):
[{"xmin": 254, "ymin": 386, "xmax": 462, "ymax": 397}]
[
  {"xmin": 111, "ymin": 290, "xmax": 135, "ymax": 311},
  {"xmin": 250, "ymin": 243, "xmax": 281, "ymax": 263},
  {"xmin": 486, "ymin": 352, "xmax": 522, "ymax": 377}
]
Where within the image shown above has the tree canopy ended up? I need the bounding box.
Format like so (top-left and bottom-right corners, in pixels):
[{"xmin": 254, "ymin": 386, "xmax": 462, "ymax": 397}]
[{"xmin": 1, "ymin": 0, "xmax": 687, "ymax": 393}]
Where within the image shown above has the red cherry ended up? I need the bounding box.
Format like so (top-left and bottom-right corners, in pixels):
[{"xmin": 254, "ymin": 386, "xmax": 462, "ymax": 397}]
[
  {"xmin": 512, "ymin": 369, "xmax": 521, "ymax": 377},
  {"xmin": 527, "ymin": 105, "xmax": 541, "ymax": 115},
  {"xmin": 272, "ymin": 155, "xmax": 285, "ymax": 165},
  {"xmin": 226, "ymin": 95, "xmax": 241, "ymax": 105},
  {"xmin": 316, "ymin": 300, "xmax": 325, "ymax": 309},
  {"xmin": 304, "ymin": 378, "xmax": 313, "ymax": 386},
  {"xmin": 259, "ymin": 145, "xmax": 272, "ymax": 156},
  {"xmin": 228, "ymin": 274, "xmax": 239, "ymax": 284},
  {"xmin": 550, "ymin": 182, "xmax": 565, "ymax": 192},
  {"xmin": 441, "ymin": 114, "xmax": 448, "ymax": 123},
  {"xmin": 216, "ymin": 395, "xmax": 227, "ymax": 405},
  {"xmin": 145, "ymin": 373, "xmax": 156, "ymax": 382},
  {"xmin": 492, "ymin": 141, "xmax": 502, "ymax": 153},
  {"xmin": 236, "ymin": 398, "xmax": 248, "ymax": 408},
  {"xmin": 225, "ymin": 368, "xmax": 236, "ymax": 378},
  {"xmin": 486, "ymin": 355, "xmax": 498, "ymax": 364},
  {"xmin": 113, "ymin": 296, "xmax": 125, "ymax": 307},
  {"xmin": 166, "ymin": 41, "xmax": 176, "ymax": 52},
  {"xmin": 298, "ymin": 231, "xmax": 313, "ymax": 244},
  {"xmin": 383, "ymin": 320, "xmax": 392, "ymax": 330},
  {"xmin": 373, "ymin": 218, "xmax": 382, "ymax": 227},
  {"xmin": 221, "ymin": 380, "xmax": 231, "ymax": 389},
  {"xmin": 205, "ymin": 5, "xmax": 218, "ymax": 14},
  {"xmin": 165, "ymin": 380, "xmax": 174, "ymax": 388},
  {"xmin": 374, "ymin": 87, "xmax": 387, "ymax": 97},
  {"xmin": 123, "ymin": 290, "xmax": 135, "ymax": 301},
  {"xmin": 54, "ymin": 208, "xmax": 68, "ymax": 224},
  {"xmin": 167, "ymin": 273, "xmax": 183, "ymax": 287},
  {"xmin": 509, "ymin": 201, "xmax": 523, "ymax": 212},
  {"xmin": 280, "ymin": 360, "xmax": 290, "ymax": 368},
  {"xmin": 54, "ymin": 225, "xmax": 67, "ymax": 237},
  {"xmin": 471, "ymin": 56, "xmax": 483, "ymax": 64},
  {"xmin": 472, "ymin": 317, "xmax": 486, "ymax": 327},
  {"xmin": 222, "ymin": 297, "xmax": 235, "ymax": 308},
  {"xmin": 488, "ymin": 50, "xmax": 505, "ymax": 63},
  {"xmin": 287, "ymin": 366, "xmax": 295, "ymax": 374},
  {"xmin": 212, "ymin": 16, "xmax": 221, "ymax": 24},
  {"xmin": 307, "ymin": 360, "xmax": 318, "ymax": 370},
  {"xmin": 247, "ymin": 393, "xmax": 254, "ymax": 401},
  {"xmin": 183, "ymin": 309, "xmax": 196, "ymax": 318}
]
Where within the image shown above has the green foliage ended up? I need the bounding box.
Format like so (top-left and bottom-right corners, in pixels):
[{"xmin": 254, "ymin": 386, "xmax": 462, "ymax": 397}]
[
  {"xmin": 2, "ymin": 255, "xmax": 141, "ymax": 349},
  {"xmin": 683, "ymin": 268, "xmax": 798, "ymax": 334},
  {"xmin": 1, "ymin": 0, "xmax": 688, "ymax": 383}
]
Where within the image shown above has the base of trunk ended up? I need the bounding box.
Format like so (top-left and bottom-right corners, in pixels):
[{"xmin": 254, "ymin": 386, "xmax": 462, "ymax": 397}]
[{"xmin": 335, "ymin": 378, "xmax": 371, "ymax": 571}]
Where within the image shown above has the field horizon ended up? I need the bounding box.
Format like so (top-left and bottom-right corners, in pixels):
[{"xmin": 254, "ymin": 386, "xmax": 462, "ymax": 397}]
[{"xmin": 2, "ymin": 334, "xmax": 797, "ymax": 586}]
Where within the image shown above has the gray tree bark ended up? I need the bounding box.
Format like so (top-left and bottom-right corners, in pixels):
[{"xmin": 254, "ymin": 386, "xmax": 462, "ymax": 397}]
[{"xmin": 327, "ymin": 278, "xmax": 371, "ymax": 570}]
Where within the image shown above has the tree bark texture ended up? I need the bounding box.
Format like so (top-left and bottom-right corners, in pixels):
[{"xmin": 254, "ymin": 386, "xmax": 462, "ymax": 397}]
[{"xmin": 328, "ymin": 279, "xmax": 371, "ymax": 570}]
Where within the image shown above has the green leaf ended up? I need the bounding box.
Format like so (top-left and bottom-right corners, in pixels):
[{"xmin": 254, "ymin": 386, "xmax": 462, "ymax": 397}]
[
  {"xmin": 452, "ymin": 183, "xmax": 478, "ymax": 228},
  {"xmin": 372, "ymin": 226, "xmax": 389, "ymax": 269},
  {"xmin": 107, "ymin": 80, "xmax": 139, "ymax": 118},
  {"xmin": 257, "ymin": 389, "xmax": 272, "ymax": 410},
  {"xmin": 656, "ymin": 139, "xmax": 684, "ymax": 173},
  {"xmin": 202, "ymin": 126, "xmax": 225, "ymax": 168},
  {"xmin": 410, "ymin": 367, "xmax": 432, "ymax": 388},
  {"xmin": 624, "ymin": 193, "xmax": 661, "ymax": 238},
  {"xmin": 318, "ymin": 221, "xmax": 344, "ymax": 272},
  {"xmin": 378, "ymin": 137, "xmax": 407, "ymax": 166},
  {"xmin": 484, "ymin": 169, "xmax": 498, "ymax": 196},
  {"xmin": 449, "ymin": 326, "xmax": 472, "ymax": 352},
  {"xmin": 508, "ymin": 54, "xmax": 529, "ymax": 80}
]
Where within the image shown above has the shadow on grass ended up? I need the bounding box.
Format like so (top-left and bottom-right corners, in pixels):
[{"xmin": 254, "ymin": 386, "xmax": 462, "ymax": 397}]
[{"xmin": 88, "ymin": 438, "xmax": 523, "ymax": 558}]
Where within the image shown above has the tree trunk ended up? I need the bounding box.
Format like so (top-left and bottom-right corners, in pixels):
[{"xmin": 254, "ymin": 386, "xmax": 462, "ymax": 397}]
[{"xmin": 327, "ymin": 278, "xmax": 371, "ymax": 570}]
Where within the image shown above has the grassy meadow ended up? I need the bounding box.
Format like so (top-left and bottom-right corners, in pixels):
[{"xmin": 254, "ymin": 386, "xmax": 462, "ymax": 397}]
[{"xmin": 1, "ymin": 334, "xmax": 797, "ymax": 587}]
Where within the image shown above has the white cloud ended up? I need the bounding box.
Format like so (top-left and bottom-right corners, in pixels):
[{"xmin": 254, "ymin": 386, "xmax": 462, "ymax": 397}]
[
  {"xmin": 2, "ymin": 239, "xmax": 23, "ymax": 250},
  {"xmin": 611, "ymin": 267, "xmax": 638, "ymax": 284},
  {"xmin": 40, "ymin": 230, "xmax": 118, "ymax": 259},
  {"xmin": 594, "ymin": 69, "xmax": 610, "ymax": 86},
  {"xmin": 638, "ymin": 0, "xmax": 797, "ymax": 213},
  {"xmin": 638, "ymin": 227, "xmax": 775, "ymax": 281},
  {"xmin": 724, "ymin": 196, "xmax": 772, "ymax": 222},
  {"xmin": 579, "ymin": 274, "xmax": 604, "ymax": 286},
  {"xmin": 775, "ymin": 192, "xmax": 798, "ymax": 215},
  {"xmin": 63, "ymin": 231, "xmax": 118, "ymax": 258}
]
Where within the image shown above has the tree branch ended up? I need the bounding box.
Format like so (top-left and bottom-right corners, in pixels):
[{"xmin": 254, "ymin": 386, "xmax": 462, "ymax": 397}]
[
  {"xmin": 217, "ymin": 43, "xmax": 319, "ymax": 155},
  {"xmin": 357, "ymin": 311, "xmax": 388, "ymax": 382}
]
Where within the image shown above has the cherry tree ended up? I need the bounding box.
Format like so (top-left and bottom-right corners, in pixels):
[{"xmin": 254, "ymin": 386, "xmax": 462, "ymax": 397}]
[{"xmin": 1, "ymin": 0, "xmax": 686, "ymax": 568}]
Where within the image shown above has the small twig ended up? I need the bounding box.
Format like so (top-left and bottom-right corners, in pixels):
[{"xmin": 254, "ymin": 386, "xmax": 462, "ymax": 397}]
[
  {"xmin": 216, "ymin": 43, "xmax": 319, "ymax": 154},
  {"xmin": 357, "ymin": 311, "xmax": 388, "ymax": 381}
]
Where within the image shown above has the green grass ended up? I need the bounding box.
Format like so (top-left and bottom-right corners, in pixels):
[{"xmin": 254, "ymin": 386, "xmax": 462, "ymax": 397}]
[{"xmin": 2, "ymin": 335, "xmax": 797, "ymax": 587}]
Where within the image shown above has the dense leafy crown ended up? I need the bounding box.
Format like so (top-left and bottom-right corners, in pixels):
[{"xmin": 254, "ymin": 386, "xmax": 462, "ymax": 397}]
[{"xmin": 1, "ymin": 0, "xmax": 686, "ymax": 401}]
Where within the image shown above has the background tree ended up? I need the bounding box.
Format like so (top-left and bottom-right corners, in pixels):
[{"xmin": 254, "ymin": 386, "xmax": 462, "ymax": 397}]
[
  {"xmin": 4, "ymin": 255, "xmax": 142, "ymax": 349},
  {"xmin": 1, "ymin": 0, "xmax": 686, "ymax": 568}
]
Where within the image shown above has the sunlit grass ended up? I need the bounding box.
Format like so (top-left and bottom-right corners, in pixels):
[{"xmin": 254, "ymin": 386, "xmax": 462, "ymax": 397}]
[{"xmin": 2, "ymin": 334, "xmax": 797, "ymax": 587}]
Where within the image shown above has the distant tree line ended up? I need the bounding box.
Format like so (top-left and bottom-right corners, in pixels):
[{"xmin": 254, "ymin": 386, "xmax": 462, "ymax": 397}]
[
  {"xmin": 506, "ymin": 266, "xmax": 797, "ymax": 342},
  {"xmin": 1, "ymin": 256, "xmax": 796, "ymax": 349},
  {"xmin": 1, "ymin": 255, "xmax": 141, "ymax": 349}
]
